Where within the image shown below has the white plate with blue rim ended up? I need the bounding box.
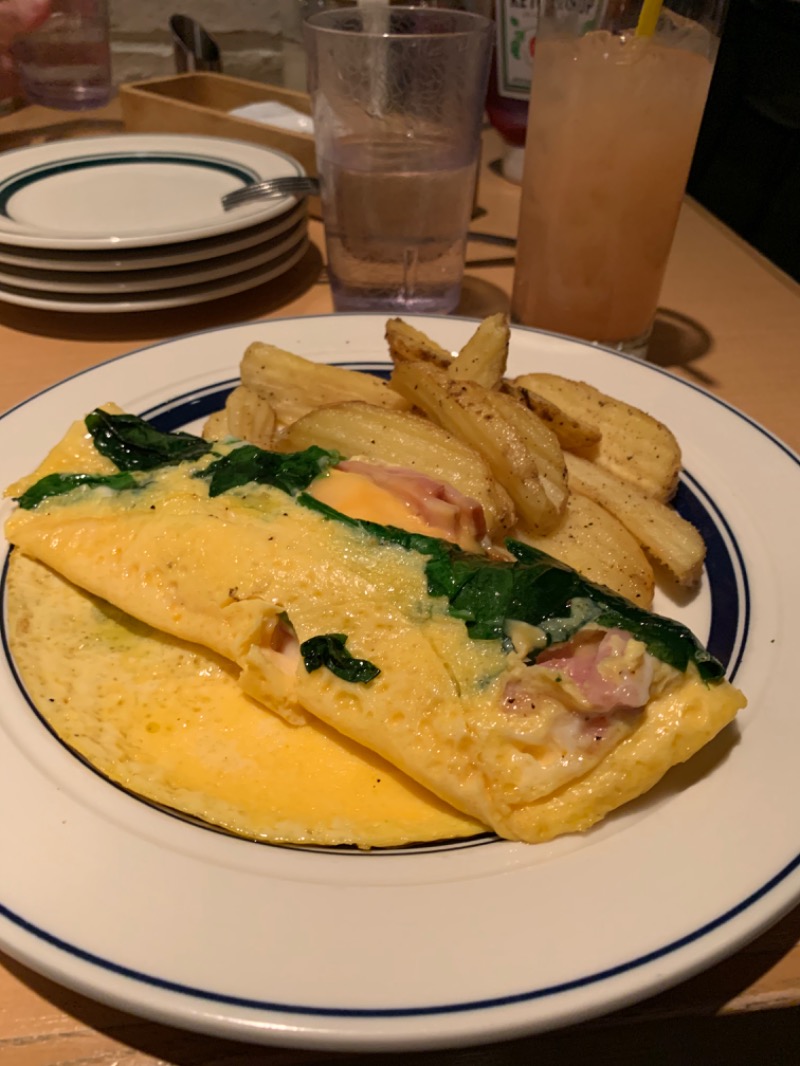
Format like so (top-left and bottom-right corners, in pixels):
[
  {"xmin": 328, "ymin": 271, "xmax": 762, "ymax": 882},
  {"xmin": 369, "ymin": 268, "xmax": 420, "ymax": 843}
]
[
  {"xmin": 0, "ymin": 314, "xmax": 798, "ymax": 1052},
  {"xmin": 0, "ymin": 238, "xmax": 309, "ymax": 313},
  {"xmin": 0, "ymin": 215, "xmax": 308, "ymax": 295},
  {"xmin": 0, "ymin": 134, "xmax": 307, "ymax": 251},
  {"xmin": 0, "ymin": 200, "xmax": 308, "ymax": 273}
]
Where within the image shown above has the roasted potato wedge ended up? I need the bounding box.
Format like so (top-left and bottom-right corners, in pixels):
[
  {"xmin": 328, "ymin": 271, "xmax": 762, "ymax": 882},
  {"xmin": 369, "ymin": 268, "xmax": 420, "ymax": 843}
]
[
  {"xmin": 514, "ymin": 372, "xmax": 681, "ymax": 501},
  {"xmin": 565, "ymin": 454, "xmax": 705, "ymax": 586},
  {"xmin": 242, "ymin": 342, "xmax": 409, "ymax": 428},
  {"xmin": 385, "ymin": 318, "xmax": 453, "ymax": 370},
  {"xmin": 221, "ymin": 385, "xmax": 276, "ymax": 448},
  {"xmin": 276, "ymin": 401, "xmax": 515, "ymax": 536},
  {"xmin": 449, "ymin": 313, "xmax": 509, "ymax": 389},
  {"xmin": 517, "ymin": 493, "xmax": 655, "ymax": 607},
  {"xmin": 483, "ymin": 388, "xmax": 569, "ymax": 515},
  {"xmin": 391, "ymin": 360, "xmax": 563, "ymax": 535},
  {"xmin": 505, "ymin": 382, "xmax": 602, "ymax": 450},
  {"xmin": 202, "ymin": 409, "xmax": 229, "ymax": 442}
]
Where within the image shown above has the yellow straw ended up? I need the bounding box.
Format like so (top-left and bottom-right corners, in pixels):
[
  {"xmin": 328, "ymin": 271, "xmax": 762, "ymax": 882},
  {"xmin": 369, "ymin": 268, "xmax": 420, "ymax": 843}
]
[{"xmin": 635, "ymin": 0, "xmax": 664, "ymax": 36}]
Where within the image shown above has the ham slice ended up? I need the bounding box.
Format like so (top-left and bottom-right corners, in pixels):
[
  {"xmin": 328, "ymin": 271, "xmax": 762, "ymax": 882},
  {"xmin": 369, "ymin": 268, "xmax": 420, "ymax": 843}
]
[{"xmin": 535, "ymin": 628, "xmax": 655, "ymax": 714}]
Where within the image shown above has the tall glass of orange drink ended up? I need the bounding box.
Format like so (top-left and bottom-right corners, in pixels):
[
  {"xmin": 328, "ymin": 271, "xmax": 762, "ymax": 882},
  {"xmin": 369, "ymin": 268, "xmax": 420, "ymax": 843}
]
[{"xmin": 511, "ymin": 0, "xmax": 728, "ymax": 356}]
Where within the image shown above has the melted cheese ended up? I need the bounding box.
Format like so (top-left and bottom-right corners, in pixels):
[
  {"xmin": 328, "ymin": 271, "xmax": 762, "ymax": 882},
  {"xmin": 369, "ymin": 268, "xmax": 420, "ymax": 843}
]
[{"xmin": 308, "ymin": 468, "xmax": 437, "ymax": 538}]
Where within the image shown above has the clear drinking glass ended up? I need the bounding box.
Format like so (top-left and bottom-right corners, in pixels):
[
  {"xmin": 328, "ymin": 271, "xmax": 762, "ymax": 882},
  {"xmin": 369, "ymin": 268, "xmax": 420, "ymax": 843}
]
[
  {"xmin": 511, "ymin": 0, "xmax": 728, "ymax": 356},
  {"xmin": 304, "ymin": 5, "xmax": 493, "ymax": 314},
  {"xmin": 12, "ymin": 0, "xmax": 112, "ymax": 111}
]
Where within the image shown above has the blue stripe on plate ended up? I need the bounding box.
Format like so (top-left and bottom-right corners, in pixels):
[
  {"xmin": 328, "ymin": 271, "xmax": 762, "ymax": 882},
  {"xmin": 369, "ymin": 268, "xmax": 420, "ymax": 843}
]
[
  {"xmin": 676, "ymin": 472, "xmax": 750, "ymax": 682},
  {"xmin": 0, "ymin": 152, "xmax": 263, "ymax": 218},
  {"xmin": 2, "ymin": 848, "xmax": 800, "ymax": 1018}
]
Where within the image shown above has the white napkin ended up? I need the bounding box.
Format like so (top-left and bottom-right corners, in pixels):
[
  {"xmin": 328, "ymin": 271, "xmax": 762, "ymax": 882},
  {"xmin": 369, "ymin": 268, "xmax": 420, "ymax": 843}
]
[{"xmin": 228, "ymin": 101, "xmax": 315, "ymax": 135}]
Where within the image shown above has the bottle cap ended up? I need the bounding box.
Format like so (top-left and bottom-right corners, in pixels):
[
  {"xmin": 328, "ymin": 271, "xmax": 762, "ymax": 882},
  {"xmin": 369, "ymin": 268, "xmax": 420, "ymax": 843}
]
[{"xmin": 501, "ymin": 144, "xmax": 525, "ymax": 184}]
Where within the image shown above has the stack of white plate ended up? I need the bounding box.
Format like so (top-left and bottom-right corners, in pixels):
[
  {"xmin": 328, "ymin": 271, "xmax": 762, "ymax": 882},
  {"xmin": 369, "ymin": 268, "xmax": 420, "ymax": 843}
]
[{"xmin": 0, "ymin": 133, "xmax": 312, "ymax": 313}]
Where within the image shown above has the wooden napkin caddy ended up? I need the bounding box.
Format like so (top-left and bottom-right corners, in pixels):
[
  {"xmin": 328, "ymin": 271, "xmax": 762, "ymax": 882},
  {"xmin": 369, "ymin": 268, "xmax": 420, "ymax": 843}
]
[{"xmin": 119, "ymin": 72, "xmax": 320, "ymax": 215}]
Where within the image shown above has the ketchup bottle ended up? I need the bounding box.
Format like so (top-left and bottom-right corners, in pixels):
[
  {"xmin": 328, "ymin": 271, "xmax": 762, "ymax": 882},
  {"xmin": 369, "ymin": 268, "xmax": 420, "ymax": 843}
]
[{"xmin": 485, "ymin": 0, "xmax": 537, "ymax": 183}]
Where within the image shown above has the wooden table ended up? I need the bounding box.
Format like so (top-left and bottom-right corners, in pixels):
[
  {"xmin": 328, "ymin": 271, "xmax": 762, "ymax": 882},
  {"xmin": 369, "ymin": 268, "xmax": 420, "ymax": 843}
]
[{"xmin": 1, "ymin": 103, "xmax": 799, "ymax": 1066}]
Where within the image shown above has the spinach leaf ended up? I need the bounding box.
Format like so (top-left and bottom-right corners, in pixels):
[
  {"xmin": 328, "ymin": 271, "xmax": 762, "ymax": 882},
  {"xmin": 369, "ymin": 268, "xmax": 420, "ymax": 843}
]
[
  {"xmin": 505, "ymin": 540, "xmax": 723, "ymax": 681},
  {"xmin": 15, "ymin": 471, "xmax": 138, "ymax": 510},
  {"xmin": 298, "ymin": 493, "xmax": 724, "ymax": 681},
  {"xmin": 199, "ymin": 444, "xmax": 342, "ymax": 498},
  {"xmin": 300, "ymin": 633, "xmax": 380, "ymax": 684},
  {"xmin": 85, "ymin": 409, "xmax": 211, "ymax": 471}
]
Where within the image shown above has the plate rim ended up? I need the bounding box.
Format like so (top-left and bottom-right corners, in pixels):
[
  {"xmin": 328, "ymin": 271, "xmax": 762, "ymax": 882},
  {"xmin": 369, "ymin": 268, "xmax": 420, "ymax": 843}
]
[
  {"xmin": 0, "ymin": 201, "xmax": 308, "ymax": 273},
  {"xmin": 1, "ymin": 313, "xmax": 798, "ymax": 1052},
  {"xmin": 0, "ymin": 217, "xmax": 308, "ymax": 295},
  {"xmin": 0, "ymin": 238, "xmax": 310, "ymax": 312},
  {"xmin": 0, "ymin": 134, "xmax": 307, "ymax": 251}
]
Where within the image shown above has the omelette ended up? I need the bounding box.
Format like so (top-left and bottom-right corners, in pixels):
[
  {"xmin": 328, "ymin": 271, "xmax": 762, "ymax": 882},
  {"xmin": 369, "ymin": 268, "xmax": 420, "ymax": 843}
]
[
  {"xmin": 4, "ymin": 408, "xmax": 745, "ymax": 843},
  {"xmin": 6, "ymin": 552, "xmax": 483, "ymax": 848}
]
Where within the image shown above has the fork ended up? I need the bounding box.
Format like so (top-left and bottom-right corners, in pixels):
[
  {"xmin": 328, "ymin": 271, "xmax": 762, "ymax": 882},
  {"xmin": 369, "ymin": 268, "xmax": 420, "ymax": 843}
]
[{"xmin": 222, "ymin": 175, "xmax": 320, "ymax": 211}]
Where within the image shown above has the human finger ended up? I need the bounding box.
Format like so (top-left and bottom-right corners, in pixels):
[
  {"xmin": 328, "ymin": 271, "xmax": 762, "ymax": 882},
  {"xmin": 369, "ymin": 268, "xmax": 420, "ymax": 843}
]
[{"xmin": 0, "ymin": 0, "xmax": 51, "ymax": 49}]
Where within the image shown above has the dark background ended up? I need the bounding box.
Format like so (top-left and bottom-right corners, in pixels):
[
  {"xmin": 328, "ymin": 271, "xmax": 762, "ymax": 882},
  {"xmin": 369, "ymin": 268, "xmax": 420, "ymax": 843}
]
[{"xmin": 688, "ymin": 0, "xmax": 800, "ymax": 282}]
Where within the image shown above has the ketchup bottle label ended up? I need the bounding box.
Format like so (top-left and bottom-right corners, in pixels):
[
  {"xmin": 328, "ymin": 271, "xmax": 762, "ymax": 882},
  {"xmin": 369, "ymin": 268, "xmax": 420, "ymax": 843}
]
[{"xmin": 495, "ymin": 0, "xmax": 538, "ymax": 101}]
